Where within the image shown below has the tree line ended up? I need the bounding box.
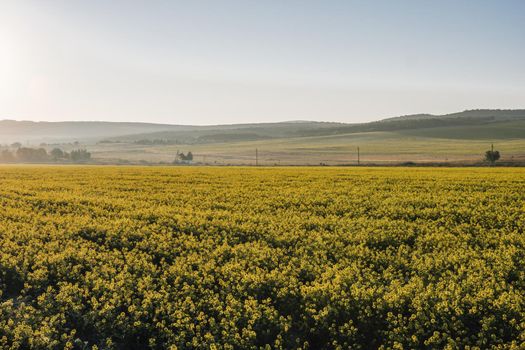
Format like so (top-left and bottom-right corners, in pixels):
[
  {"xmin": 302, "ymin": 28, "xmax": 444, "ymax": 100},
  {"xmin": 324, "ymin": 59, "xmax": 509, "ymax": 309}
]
[{"xmin": 0, "ymin": 147, "xmax": 91, "ymax": 163}]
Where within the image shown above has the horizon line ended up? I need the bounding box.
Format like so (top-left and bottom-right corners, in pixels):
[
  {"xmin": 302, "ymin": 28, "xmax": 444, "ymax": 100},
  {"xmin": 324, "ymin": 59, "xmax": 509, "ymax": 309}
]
[{"xmin": 2, "ymin": 108, "xmax": 525, "ymax": 127}]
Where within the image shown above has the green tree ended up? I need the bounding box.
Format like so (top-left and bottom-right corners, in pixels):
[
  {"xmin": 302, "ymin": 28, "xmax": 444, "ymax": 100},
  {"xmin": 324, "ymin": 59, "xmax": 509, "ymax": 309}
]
[
  {"xmin": 70, "ymin": 149, "xmax": 91, "ymax": 162},
  {"xmin": 0, "ymin": 149, "xmax": 15, "ymax": 162},
  {"xmin": 50, "ymin": 148, "xmax": 64, "ymax": 161},
  {"xmin": 177, "ymin": 151, "xmax": 193, "ymax": 162},
  {"xmin": 16, "ymin": 147, "xmax": 48, "ymax": 162},
  {"xmin": 485, "ymin": 144, "xmax": 500, "ymax": 165}
]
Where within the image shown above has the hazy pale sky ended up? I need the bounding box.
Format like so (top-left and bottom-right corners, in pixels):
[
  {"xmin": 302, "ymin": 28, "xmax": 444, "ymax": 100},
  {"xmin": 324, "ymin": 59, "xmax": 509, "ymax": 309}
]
[{"xmin": 0, "ymin": 0, "xmax": 524, "ymax": 124}]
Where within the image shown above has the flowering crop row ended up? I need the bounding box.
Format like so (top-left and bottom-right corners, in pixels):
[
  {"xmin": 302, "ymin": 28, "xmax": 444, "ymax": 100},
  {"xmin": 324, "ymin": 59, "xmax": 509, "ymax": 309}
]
[{"xmin": 0, "ymin": 166, "xmax": 524, "ymax": 349}]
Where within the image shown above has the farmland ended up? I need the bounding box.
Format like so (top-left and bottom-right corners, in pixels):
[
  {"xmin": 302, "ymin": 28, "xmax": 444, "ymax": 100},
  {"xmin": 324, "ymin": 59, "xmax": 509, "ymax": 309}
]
[
  {"xmin": 90, "ymin": 132, "xmax": 525, "ymax": 165},
  {"xmin": 3, "ymin": 110, "xmax": 525, "ymax": 165},
  {"xmin": 0, "ymin": 166, "xmax": 525, "ymax": 349}
]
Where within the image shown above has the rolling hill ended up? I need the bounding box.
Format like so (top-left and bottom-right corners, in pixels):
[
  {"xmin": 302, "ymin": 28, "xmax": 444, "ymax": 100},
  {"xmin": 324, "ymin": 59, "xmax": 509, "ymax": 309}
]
[
  {"xmin": 1, "ymin": 109, "xmax": 524, "ymax": 144},
  {"xmin": 1, "ymin": 109, "xmax": 525, "ymax": 164},
  {"xmin": 95, "ymin": 109, "xmax": 525, "ymax": 145},
  {"xmin": 0, "ymin": 120, "xmax": 196, "ymax": 143}
]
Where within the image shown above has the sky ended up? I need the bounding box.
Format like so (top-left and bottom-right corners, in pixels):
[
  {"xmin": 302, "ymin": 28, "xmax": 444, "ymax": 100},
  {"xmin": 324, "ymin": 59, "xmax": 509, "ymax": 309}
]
[{"xmin": 0, "ymin": 0, "xmax": 524, "ymax": 125}]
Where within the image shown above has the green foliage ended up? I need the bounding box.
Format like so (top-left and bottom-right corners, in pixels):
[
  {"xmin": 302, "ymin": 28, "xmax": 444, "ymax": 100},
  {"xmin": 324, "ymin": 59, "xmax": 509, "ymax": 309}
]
[
  {"xmin": 485, "ymin": 150, "xmax": 501, "ymax": 164},
  {"xmin": 0, "ymin": 150, "xmax": 15, "ymax": 162},
  {"xmin": 50, "ymin": 148, "xmax": 65, "ymax": 161},
  {"xmin": 177, "ymin": 152, "xmax": 193, "ymax": 161},
  {"xmin": 15, "ymin": 147, "xmax": 49, "ymax": 162},
  {"xmin": 0, "ymin": 166, "xmax": 524, "ymax": 349},
  {"xmin": 70, "ymin": 149, "xmax": 91, "ymax": 162}
]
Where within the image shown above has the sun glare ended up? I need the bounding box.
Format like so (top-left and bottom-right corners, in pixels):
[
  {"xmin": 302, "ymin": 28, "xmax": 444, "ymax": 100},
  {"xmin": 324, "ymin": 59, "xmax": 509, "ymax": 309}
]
[{"xmin": 0, "ymin": 31, "xmax": 17, "ymax": 93}]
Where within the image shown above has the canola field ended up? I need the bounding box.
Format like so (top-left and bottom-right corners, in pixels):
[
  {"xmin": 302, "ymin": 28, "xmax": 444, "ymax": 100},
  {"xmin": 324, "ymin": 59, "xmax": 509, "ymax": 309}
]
[{"xmin": 0, "ymin": 166, "xmax": 524, "ymax": 350}]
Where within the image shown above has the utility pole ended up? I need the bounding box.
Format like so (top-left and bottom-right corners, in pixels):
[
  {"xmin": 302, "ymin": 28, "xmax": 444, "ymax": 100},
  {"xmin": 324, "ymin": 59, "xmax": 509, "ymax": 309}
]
[
  {"xmin": 255, "ymin": 148, "xmax": 258, "ymax": 166},
  {"xmin": 357, "ymin": 146, "xmax": 360, "ymax": 165}
]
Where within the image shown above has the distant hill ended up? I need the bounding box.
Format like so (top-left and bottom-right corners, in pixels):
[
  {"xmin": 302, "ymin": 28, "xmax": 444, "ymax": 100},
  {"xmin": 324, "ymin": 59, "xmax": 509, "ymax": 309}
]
[
  {"xmin": 0, "ymin": 119, "xmax": 343, "ymax": 144},
  {"xmin": 298, "ymin": 109, "xmax": 525, "ymax": 137},
  {"xmin": 108, "ymin": 121, "xmax": 344, "ymax": 145},
  {"xmin": 0, "ymin": 120, "xmax": 192, "ymax": 143},
  {"xmin": 1, "ymin": 109, "xmax": 524, "ymax": 145},
  {"xmin": 107, "ymin": 109, "xmax": 525, "ymax": 144},
  {"xmin": 382, "ymin": 109, "xmax": 525, "ymax": 122}
]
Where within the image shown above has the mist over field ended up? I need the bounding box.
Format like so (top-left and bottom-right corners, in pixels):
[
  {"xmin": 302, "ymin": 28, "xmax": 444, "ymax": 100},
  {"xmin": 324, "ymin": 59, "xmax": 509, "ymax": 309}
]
[{"xmin": 2, "ymin": 109, "xmax": 525, "ymax": 165}]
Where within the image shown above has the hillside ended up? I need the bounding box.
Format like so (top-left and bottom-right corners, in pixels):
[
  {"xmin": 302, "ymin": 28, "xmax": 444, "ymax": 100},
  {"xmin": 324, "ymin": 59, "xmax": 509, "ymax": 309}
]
[
  {"xmin": 100, "ymin": 109, "xmax": 525, "ymax": 144},
  {"xmin": 2, "ymin": 110, "xmax": 525, "ymax": 165},
  {"xmin": 106, "ymin": 121, "xmax": 344, "ymax": 145},
  {"xmin": 298, "ymin": 109, "xmax": 525, "ymax": 137},
  {"xmin": 2, "ymin": 109, "xmax": 524, "ymax": 145},
  {"xmin": 0, "ymin": 120, "xmax": 194, "ymax": 143},
  {"xmin": 0, "ymin": 119, "xmax": 345, "ymax": 144}
]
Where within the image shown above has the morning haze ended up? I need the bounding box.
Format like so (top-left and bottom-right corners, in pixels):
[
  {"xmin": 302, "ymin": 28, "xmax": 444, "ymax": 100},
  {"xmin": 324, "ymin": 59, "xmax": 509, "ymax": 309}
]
[{"xmin": 1, "ymin": 0, "xmax": 524, "ymax": 125}]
